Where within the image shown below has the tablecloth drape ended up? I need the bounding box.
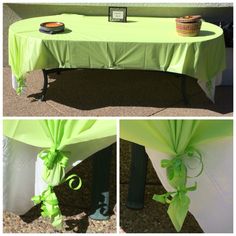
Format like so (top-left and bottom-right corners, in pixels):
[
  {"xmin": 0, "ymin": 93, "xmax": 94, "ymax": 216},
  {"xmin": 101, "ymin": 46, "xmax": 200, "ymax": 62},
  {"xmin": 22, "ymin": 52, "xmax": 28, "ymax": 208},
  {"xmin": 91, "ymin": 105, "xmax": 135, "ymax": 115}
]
[
  {"xmin": 3, "ymin": 119, "xmax": 116, "ymax": 228},
  {"xmin": 9, "ymin": 14, "xmax": 225, "ymax": 100},
  {"xmin": 120, "ymin": 120, "xmax": 232, "ymax": 232},
  {"xmin": 146, "ymin": 137, "xmax": 233, "ymax": 233}
]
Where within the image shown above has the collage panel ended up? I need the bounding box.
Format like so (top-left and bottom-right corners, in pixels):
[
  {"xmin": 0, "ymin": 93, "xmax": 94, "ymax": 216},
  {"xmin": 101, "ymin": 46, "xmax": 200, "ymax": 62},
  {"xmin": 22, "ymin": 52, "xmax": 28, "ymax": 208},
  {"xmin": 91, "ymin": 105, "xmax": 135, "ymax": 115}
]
[
  {"xmin": 3, "ymin": 2, "xmax": 233, "ymax": 117},
  {"xmin": 120, "ymin": 119, "xmax": 233, "ymax": 233},
  {"xmin": 3, "ymin": 119, "xmax": 117, "ymax": 233}
]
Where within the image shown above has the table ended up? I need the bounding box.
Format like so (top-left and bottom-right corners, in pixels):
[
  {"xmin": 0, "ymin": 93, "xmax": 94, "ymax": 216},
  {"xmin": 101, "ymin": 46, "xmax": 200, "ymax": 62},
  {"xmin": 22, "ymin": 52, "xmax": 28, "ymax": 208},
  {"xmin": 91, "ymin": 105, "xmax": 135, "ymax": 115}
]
[
  {"xmin": 120, "ymin": 120, "xmax": 232, "ymax": 232},
  {"xmin": 9, "ymin": 14, "xmax": 225, "ymax": 102},
  {"xmin": 3, "ymin": 119, "xmax": 116, "ymax": 229}
]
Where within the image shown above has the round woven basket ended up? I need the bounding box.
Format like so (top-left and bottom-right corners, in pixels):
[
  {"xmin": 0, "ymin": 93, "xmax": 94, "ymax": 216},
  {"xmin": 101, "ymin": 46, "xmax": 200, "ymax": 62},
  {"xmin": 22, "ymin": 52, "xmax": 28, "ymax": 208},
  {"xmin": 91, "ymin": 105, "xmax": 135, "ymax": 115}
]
[{"xmin": 176, "ymin": 15, "xmax": 202, "ymax": 37}]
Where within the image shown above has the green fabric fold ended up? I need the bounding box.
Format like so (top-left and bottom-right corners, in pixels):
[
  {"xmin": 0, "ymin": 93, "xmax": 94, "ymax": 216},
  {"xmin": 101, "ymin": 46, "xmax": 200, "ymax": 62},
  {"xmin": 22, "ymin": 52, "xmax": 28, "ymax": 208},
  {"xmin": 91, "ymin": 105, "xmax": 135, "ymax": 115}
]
[{"xmin": 120, "ymin": 120, "xmax": 232, "ymax": 231}]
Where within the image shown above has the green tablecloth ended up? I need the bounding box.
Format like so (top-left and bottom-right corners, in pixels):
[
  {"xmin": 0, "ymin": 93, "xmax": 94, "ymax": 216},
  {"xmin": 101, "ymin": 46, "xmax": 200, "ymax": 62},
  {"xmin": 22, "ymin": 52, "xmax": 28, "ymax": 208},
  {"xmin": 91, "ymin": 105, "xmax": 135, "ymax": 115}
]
[
  {"xmin": 3, "ymin": 119, "xmax": 116, "ymax": 228},
  {"xmin": 9, "ymin": 14, "xmax": 225, "ymax": 99},
  {"xmin": 120, "ymin": 120, "xmax": 232, "ymax": 231}
]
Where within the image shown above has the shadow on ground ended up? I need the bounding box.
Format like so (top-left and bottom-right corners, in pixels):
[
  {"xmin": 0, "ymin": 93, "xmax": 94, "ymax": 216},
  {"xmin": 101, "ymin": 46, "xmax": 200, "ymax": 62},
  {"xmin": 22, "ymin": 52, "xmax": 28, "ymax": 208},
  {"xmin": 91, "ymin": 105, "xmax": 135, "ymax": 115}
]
[
  {"xmin": 28, "ymin": 69, "xmax": 232, "ymax": 114},
  {"xmin": 120, "ymin": 184, "xmax": 203, "ymax": 233},
  {"xmin": 65, "ymin": 215, "xmax": 89, "ymax": 233}
]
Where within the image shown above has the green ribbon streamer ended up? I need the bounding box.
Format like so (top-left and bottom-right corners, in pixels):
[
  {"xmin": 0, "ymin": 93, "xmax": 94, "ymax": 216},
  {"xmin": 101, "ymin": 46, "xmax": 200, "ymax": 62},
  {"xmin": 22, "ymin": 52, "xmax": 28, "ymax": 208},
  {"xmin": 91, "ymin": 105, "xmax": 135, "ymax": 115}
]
[
  {"xmin": 15, "ymin": 78, "xmax": 25, "ymax": 95},
  {"xmin": 32, "ymin": 148, "xmax": 82, "ymax": 229},
  {"xmin": 153, "ymin": 183, "xmax": 197, "ymax": 205},
  {"xmin": 63, "ymin": 174, "xmax": 83, "ymax": 190},
  {"xmin": 153, "ymin": 147, "xmax": 203, "ymax": 232},
  {"xmin": 32, "ymin": 186, "xmax": 63, "ymax": 229}
]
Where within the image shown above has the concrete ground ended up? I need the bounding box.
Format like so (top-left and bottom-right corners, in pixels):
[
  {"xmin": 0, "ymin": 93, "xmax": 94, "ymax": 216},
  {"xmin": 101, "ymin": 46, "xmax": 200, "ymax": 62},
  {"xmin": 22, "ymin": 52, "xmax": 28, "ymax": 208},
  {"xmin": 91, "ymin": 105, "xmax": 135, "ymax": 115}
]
[{"xmin": 3, "ymin": 67, "xmax": 233, "ymax": 116}]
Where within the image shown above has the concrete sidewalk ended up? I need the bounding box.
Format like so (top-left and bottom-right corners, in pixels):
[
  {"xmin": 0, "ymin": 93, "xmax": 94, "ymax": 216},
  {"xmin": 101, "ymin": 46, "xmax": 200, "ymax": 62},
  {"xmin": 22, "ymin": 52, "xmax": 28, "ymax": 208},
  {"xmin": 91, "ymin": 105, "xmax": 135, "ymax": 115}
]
[{"xmin": 3, "ymin": 67, "xmax": 233, "ymax": 116}]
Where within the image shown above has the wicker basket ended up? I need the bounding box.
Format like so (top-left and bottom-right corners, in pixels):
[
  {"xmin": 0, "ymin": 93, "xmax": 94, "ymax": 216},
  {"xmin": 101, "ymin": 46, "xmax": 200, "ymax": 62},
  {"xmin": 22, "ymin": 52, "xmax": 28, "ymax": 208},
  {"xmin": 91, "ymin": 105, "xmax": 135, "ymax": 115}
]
[{"xmin": 176, "ymin": 15, "xmax": 202, "ymax": 37}]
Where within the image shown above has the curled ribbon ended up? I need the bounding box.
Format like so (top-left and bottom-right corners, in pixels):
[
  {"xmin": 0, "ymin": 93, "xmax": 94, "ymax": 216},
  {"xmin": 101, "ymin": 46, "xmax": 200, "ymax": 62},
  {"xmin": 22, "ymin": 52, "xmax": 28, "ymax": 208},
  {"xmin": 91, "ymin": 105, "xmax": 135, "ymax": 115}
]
[
  {"xmin": 185, "ymin": 147, "xmax": 203, "ymax": 178},
  {"xmin": 63, "ymin": 174, "xmax": 83, "ymax": 190},
  {"xmin": 161, "ymin": 147, "xmax": 203, "ymax": 186}
]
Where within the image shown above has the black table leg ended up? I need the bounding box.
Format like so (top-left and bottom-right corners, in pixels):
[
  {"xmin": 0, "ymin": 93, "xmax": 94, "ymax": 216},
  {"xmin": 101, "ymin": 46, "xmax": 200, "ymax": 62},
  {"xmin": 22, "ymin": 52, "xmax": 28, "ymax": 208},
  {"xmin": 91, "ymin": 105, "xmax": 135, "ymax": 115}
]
[
  {"xmin": 56, "ymin": 69, "xmax": 61, "ymax": 75},
  {"xmin": 41, "ymin": 69, "xmax": 48, "ymax": 101},
  {"xmin": 180, "ymin": 75, "xmax": 188, "ymax": 105},
  {"xmin": 89, "ymin": 145, "xmax": 113, "ymax": 220},
  {"xmin": 126, "ymin": 143, "xmax": 148, "ymax": 210}
]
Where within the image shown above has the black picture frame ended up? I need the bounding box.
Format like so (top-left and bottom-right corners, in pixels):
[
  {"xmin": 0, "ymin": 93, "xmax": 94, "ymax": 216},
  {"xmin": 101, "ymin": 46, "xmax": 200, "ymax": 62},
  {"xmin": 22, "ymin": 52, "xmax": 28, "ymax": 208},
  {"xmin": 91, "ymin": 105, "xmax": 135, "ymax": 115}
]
[{"xmin": 108, "ymin": 7, "xmax": 127, "ymax": 22}]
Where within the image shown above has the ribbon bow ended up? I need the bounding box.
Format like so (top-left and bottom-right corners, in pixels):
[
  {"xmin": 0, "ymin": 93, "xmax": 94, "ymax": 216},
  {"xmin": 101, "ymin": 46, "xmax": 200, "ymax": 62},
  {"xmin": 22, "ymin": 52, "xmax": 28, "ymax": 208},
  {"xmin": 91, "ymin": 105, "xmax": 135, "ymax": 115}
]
[
  {"xmin": 38, "ymin": 147, "xmax": 69, "ymax": 170},
  {"xmin": 153, "ymin": 182, "xmax": 197, "ymax": 204},
  {"xmin": 160, "ymin": 147, "xmax": 203, "ymax": 188}
]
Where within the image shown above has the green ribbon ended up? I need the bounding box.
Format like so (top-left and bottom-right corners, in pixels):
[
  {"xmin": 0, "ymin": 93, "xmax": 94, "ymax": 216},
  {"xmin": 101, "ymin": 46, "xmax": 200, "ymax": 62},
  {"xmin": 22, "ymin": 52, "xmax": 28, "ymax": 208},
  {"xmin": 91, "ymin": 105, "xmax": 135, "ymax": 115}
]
[
  {"xmin": 38, "ymin": 147, "xmax": 70, "ymax": 186},
  {"xmin": 32, "ymin": 147, "xmax": 83, "ymax": 229},
  {"xmin": 32, "ymin": 186, "xmax": 63, "ymax": 229},
  {"xmin": 160, "ymin": 147, "xmax": 203, "ymax": 189},
  {"xmin": 153, "ymin": 183, "xmax": 197, "ymax": 232},
  {"xmin": 38, "ymin": 147, "xmax": 69, "ymax": 170},
  {"xmin": 153, "ymin": 147, "xmax": 203, "ymax": 232},
  {"xmin": 16, "ymin": 78, "xmax": 25, "ymax": 95},
  {"xmin": 63, "ymin": 174, "xmax": 83, "ymax": 190},
  {"xmin": 184, "ymin": 147, "xmax": 203, "ymax": 178},
  {"xmin": 153, "ymin": 182, "xmax": 197, "ymax": 205}
]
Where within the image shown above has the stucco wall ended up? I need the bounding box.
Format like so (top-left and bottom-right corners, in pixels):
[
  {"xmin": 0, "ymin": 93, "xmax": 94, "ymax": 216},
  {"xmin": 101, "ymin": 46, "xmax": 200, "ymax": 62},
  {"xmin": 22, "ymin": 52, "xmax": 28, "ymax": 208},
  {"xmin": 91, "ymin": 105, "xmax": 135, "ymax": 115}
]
[
  {"xmin": 3, "ymin": 3, "xmax": 233, "ymax": 84},
  {"xmin": 4, "ymin": 3, "xmax": 234, "ymax": 19}
]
